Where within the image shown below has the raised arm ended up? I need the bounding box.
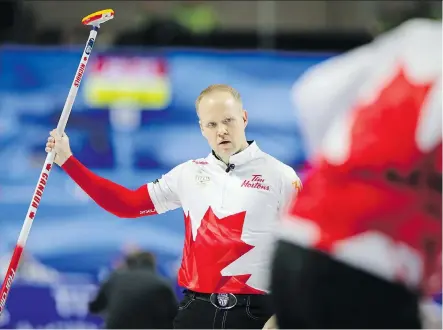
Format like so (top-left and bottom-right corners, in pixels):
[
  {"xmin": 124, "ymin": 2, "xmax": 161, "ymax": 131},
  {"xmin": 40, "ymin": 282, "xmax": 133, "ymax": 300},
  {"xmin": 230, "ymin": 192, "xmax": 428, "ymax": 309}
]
[
  {"xmin": 62, "ymin": 156, "xmax": 156, "ymax": 218},
  {"xmin": 46, "ymin": 129, "xmax": 184, "ymax": 218}
]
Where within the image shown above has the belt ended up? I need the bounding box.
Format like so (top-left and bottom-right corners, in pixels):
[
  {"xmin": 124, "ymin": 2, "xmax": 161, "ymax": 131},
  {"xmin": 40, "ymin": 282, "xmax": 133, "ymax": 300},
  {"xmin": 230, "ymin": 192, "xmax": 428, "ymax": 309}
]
[{"xmin": 185, "ymin": 290, "xmax": 267, "ymax": 310}]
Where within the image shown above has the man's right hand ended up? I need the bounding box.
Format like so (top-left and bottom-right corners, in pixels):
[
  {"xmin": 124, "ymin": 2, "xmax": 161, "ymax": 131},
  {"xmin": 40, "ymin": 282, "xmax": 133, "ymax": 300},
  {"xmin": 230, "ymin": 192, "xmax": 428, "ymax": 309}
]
[{"xmin": 45, "ymin": 129, "xmax": 73, "ymax": 166}]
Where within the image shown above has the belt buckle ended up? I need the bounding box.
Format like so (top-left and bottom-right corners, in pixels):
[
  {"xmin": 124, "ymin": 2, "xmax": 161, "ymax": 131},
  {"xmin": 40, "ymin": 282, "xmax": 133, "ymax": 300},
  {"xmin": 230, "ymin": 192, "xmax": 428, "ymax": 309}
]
[{"xmin": 210, "ymin": 293, "xmax": 237, "ymax": 310}]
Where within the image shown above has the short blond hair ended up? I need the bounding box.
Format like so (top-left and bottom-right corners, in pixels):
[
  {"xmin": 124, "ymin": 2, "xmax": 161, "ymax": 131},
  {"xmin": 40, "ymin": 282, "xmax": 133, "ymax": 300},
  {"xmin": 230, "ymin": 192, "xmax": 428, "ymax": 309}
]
[{"xmin": 195, "ymin": 84, "xmax": 242, "ymax": 111}]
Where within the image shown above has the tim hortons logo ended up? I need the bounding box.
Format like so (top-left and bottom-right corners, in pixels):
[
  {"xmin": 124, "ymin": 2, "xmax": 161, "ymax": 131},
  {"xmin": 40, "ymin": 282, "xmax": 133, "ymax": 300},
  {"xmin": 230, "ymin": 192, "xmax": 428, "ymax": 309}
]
[{"xmin": 241, "ymin": 174, "xmax": 270, "ymax": 191}]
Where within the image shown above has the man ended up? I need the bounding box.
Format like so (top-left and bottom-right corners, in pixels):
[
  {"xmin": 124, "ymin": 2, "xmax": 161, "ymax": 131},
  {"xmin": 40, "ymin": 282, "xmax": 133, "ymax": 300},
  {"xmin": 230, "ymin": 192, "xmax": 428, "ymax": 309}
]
[
  {"xmin": 89, "ymin": 251, "xmax": 177, "ymax": 329},
  {"xmin": 45, "ymin": 84, "xmax": 301, "ymax": 329},
  {"xmin": 271, "ymin": 18, "xmax": 442, "ymax": 328}
]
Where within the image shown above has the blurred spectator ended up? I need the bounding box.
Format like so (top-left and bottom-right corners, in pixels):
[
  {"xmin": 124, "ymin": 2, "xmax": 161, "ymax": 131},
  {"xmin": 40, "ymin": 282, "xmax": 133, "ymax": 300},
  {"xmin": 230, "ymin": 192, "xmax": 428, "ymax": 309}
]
[{"xmin": 88, "ymin": 251, "xmax": 177, "ymax": 329}]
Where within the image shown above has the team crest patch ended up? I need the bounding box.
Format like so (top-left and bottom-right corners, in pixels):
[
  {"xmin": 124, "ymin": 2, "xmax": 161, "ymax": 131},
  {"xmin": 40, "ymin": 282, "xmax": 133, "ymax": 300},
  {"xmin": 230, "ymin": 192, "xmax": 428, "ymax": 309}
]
[
  {"xmin": 195, "ymin": 173, "xmax": 210, "ymax": 185},
  {"xmin": 217, "ymin": 293, "xmax": 229, "ymax": 307}
]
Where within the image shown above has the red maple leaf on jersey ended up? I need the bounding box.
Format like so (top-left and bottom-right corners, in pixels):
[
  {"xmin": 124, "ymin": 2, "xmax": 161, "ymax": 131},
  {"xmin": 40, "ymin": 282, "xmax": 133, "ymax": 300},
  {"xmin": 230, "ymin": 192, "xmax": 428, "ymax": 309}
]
[{"xmin": 178, "ymin": 207, "xmax": 264, "ymax": 294}]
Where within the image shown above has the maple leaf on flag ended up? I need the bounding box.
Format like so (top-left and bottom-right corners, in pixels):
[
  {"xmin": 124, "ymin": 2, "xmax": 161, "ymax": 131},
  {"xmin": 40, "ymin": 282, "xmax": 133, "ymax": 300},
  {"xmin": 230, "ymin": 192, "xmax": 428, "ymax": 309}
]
[
  {"xmin": 333, "ymin": 66, "xmax": 434, "ymax": 173},
  {"xmin": 292, "ymin": 65, "xmax": 439, "ymax": 265},
  {"xmin": 178, "ymin": 207, "xmax": 264, "ymax": 294}
]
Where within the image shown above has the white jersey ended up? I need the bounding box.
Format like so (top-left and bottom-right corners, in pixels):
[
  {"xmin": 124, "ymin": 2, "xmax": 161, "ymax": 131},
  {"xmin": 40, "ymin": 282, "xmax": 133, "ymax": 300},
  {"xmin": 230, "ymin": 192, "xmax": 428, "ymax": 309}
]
[{"xmin": 147, "ymin": 141, "xmax": 299, "ymax": 294}]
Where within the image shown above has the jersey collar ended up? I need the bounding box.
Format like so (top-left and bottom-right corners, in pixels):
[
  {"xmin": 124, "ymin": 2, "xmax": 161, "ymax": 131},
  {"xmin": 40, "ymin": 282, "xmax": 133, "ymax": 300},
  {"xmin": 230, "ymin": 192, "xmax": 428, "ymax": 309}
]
[{"xmin": 209, "ymin": 140, "xmax": 260, "ymax": 167}]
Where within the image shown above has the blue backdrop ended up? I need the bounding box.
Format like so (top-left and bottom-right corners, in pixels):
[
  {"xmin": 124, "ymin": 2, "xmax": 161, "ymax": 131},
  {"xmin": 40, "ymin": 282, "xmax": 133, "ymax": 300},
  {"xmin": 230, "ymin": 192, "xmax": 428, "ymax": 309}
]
[{"xmin": 0, "ymin": 45, "xmax": 331, "ymax": 328}]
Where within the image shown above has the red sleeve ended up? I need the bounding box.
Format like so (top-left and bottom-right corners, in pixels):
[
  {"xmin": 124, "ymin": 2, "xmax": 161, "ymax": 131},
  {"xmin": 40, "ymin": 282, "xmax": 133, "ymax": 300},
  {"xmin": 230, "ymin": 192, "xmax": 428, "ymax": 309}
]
[{"xmin": 61, "ymin": 156, "xmax": 157, "ymax": 218}]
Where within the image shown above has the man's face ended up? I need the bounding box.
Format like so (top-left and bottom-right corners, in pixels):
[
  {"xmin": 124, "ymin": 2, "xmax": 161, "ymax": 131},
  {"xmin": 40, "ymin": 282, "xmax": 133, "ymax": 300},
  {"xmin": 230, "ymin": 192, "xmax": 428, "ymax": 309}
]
[{"xmin": 198, "ymin": 91, "xmax": 248, "ymax": 158}]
